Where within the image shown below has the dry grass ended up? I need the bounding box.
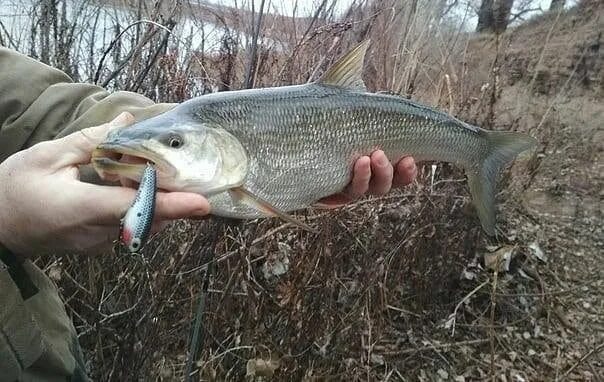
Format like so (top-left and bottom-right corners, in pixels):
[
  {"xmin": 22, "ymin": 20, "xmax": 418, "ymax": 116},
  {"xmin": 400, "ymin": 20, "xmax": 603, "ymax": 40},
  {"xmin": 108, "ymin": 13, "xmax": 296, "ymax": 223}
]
[{"xmin": 2, "ymin": 0, "xmax": 603, "ymax": 380}]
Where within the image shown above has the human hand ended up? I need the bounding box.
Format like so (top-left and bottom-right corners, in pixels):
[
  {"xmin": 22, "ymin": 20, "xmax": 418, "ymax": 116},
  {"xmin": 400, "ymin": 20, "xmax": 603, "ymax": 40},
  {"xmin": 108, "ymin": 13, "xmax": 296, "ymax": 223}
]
[
  {"xmin": 0, "ymin": 112, "xmax": 210, "ymax": 256},
  {"xmin": 318, "ymin": 151, "xmax": 417, "ymax": 207}
]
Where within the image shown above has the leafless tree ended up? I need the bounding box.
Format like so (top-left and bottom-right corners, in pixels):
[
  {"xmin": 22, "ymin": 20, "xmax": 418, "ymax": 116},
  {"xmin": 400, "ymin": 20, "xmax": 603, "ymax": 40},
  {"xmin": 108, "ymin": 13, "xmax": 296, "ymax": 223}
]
[
  {"xmin": 476, "ymin": 0, "xmax": 495, "ymax": 32},
  {"xmin": 476, "ymin": 0, "xmax": 515, "ymax": 33},
  {"xmin": 550, "ymin": 0, "xmax": 565, "ymax": 10},
  {"xmin": 244, "ymin": 0, "xmax": 267, "ymax": 89}
]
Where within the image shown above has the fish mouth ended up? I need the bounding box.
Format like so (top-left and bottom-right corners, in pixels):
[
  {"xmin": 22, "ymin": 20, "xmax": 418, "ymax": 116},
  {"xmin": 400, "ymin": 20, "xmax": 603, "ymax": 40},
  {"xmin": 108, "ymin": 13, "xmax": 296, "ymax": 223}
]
[{"xmin": 91, "ymin": 142, "xmax": 176, "ymax": 183}]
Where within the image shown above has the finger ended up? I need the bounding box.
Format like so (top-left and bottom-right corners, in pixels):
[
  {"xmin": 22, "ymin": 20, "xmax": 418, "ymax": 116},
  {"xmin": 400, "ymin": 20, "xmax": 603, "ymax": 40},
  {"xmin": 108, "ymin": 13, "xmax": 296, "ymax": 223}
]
[
  {"xmin": 367, "ymin": 150, "xmax": 393, "ymax": 196},
  {"xmin": 320, "ymin": 155, "xmax": 372, "ymax": 206},
  {"xmin": 154, "ymin": 192, "xmax": 211, "ymax": 220},
  {"xmin": 72, "ymin": 183, "xmax": 136, "ymax": 223},
  {"xmin": 392, "ymin": 157, "xmax": 417, "ymax": 187},
  {"xmin": 344, "ymin": 156, "xmax": 371, "ymax": 199},
  {"xmin": 50, "ymin": 112, "xmax": 135, "ymax": 168},
  {"xmin": 72, "ymin": 183, "xmax": 210, "ymax": 224}
]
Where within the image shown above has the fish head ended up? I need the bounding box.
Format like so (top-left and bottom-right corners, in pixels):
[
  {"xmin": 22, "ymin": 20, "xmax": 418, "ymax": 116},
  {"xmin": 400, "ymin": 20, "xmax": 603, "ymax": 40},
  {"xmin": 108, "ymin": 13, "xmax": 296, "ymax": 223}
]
[{"xmin": 92, "ymin": 113, "xmax": 248, "ymax": 195}]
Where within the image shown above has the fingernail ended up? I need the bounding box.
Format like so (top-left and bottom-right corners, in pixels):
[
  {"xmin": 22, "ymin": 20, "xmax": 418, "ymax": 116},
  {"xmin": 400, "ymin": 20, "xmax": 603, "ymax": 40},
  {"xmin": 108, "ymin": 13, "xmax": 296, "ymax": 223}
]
[
  {"xmin": 377, "ymin": 154, "xmax": 388, "ymax": 167},
  {"xmin": 110, "ymin": 112, "xmax": 133, "ymax": 127},
  {"xmin": 193, "ymin": 208, "xmax": 210, "ymax": 217}
]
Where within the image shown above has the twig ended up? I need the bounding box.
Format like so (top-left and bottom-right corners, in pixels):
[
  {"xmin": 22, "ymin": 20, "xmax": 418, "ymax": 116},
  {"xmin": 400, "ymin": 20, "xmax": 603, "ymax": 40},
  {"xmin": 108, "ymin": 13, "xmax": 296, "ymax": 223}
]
[
  {"xmin": 276, "ymin": 0, "xmax": 329, "ymax": 83},
  {"xmin": 244, "ymin": 0, "xmax": 266, "ymax": 89},
  {"xmin": 93, "ymin": 20, "xmax": 166, "ymax": 84},
  {"xmin": 384, "ymin": 338, "xmax": 489, "ymax": 355},
  {"xmin": 131, "ymin": 20, "xmax": 175, "ymax": 92},
  {"xmin": 445, "ymin": 73, "xmax": 454, "ymax": 114},
  {"xmin": 386, "ymin": 304, "xmax": 422, "ymax": 318},
  {"xmin": 509, "ymin": 7, "xmax": 543, "ymax": 23},
  {"xmin": 185, "ymin": 220, "xmax": 225, "ymax": 381},
  {"xmin": 250, "ymin": 223, "xmax": 293, "ymax": 245},
  {"xmin": 561, "ymin": 342, "xmax": 604, "ymax": 380},
  {"xmin": 495, "ymin": 282, "xmax": 595, "ymax": 297},
  {"xmin": 0, "ymin": 19, "xmax": 18, "ymax": 49},
  {"xmin": 448, "ymin": 280, "xmax": 489, "ymax": 336},
  {"xmin": 555, "ymin": 346, "xmax": 562, "ymax": 381},
  {"xmin": 489, "ymin": 269, "xmax": 499, "ymax": 382},
  {"xmin": 99, "ymin": 303, "xmax": 139, "ymax": 324},
  {"xmin": 185, "ymin": 256, "xmax": 214, "ymax": 381}
]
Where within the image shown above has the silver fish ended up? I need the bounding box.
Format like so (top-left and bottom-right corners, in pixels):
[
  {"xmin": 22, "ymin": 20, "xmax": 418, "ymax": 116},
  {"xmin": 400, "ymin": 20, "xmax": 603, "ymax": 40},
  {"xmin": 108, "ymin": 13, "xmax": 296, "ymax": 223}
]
[
  {"xmin": 92, "ymin": 41, "xmax": 537, "ymax": 235},
  {"xmin": 120, "ymin": 163, "xmax": 157, "ymax": 253}
]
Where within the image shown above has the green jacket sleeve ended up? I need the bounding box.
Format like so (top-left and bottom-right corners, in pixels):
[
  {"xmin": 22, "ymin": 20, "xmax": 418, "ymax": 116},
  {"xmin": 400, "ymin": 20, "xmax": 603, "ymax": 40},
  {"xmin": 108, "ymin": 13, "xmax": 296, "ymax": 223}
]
[{"xmin": 0, "ymin": 47, "xmax": 175, "ymax": 163}]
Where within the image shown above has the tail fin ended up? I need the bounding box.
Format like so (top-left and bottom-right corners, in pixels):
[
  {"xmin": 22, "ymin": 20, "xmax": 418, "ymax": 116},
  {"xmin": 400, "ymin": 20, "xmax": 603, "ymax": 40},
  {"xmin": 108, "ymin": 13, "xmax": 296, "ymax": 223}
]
[{"xmin": 467, "ymin": 130, "xmax": 537, "ymax": 235}]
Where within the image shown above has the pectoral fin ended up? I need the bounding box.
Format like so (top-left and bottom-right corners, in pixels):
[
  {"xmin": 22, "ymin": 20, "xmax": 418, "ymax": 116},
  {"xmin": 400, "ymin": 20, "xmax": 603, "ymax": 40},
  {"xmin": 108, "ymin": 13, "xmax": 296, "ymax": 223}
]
[{"xmin": 229, "ymin": 187, "xmax": 317, "ymax": 233}]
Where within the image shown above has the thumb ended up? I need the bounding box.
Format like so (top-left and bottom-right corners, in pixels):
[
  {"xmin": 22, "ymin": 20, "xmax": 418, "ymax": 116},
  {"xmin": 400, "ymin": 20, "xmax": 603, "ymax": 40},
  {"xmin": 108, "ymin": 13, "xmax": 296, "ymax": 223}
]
[{"xmin": 50, "ymin": 112, "xmax": 135, "ymax": 168}]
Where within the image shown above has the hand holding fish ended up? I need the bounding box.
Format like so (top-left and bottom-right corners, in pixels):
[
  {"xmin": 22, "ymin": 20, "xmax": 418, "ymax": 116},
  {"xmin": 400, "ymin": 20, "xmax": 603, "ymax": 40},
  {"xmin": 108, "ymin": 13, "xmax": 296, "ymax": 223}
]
[
  {"xmin": 319, "ymin": 152, "xmax": 416, "ymax": 207},
  {"xmin": 0, "ymin": 113, "xmax": 209, "ymax": 256},
  {"xmin": 0, "ymin": 111, "xmax": 415, "ymax": 256}
]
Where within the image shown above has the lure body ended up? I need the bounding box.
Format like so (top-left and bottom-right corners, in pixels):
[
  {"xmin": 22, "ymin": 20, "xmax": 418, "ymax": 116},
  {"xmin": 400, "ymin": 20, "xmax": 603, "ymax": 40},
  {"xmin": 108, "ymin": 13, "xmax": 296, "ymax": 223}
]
[{"xmin": 120, "ymin": 163, "xmax": 157, "ymax": 253}]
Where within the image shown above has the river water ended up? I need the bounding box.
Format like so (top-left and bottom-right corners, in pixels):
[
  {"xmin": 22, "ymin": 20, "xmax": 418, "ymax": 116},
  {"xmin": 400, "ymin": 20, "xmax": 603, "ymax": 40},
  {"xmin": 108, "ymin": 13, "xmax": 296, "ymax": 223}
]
[{"xmin": 0, "ymin": 0, "xmax": 264, "ymax": 84}]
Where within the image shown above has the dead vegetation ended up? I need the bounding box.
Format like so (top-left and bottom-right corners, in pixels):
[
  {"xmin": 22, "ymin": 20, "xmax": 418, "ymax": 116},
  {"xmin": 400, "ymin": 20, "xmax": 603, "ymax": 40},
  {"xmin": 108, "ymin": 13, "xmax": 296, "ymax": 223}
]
[{"xmin": 1, "ymin": 0, "xmax": 602, "ymax": 380}]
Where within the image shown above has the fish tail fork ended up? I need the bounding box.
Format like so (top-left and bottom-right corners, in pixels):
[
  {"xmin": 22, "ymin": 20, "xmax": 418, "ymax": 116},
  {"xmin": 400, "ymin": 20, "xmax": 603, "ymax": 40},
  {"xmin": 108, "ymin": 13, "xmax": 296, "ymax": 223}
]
[{"xmin": 467, "ymin": 130, "xmax": 537, "ymax": 235}]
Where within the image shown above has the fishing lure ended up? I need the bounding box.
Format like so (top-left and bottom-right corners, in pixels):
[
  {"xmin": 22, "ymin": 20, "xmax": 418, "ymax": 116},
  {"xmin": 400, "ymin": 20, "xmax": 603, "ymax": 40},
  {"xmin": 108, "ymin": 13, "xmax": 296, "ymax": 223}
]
[{"xmin": 120, "ymin": 163, "xmax": 157, "ymax": 253}]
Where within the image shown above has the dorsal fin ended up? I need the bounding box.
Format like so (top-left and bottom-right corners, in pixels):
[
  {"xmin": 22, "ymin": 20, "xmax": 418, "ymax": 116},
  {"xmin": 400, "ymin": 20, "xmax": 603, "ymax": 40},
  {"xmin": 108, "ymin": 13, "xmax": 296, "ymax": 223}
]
[{"xmin": 317, "ymin": 40, "xmax": 370, "ymax": 91}]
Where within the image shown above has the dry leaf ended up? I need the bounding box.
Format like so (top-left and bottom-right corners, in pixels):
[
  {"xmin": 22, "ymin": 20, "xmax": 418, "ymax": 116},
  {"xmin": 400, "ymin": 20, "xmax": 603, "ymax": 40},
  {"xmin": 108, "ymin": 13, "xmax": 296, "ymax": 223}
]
[
  {"xmin": 437, "ymin": 369, "xmax": 449, "ymax": 379},
  {"xmin": 262, "ymin": 242, "xmax": 291, "ymax": 280},
  {"xmin": 370, "ymin": 354, "xmax": 385, "ymax": 365},
  {"xmin": 484, "ymin": 245, "xmax": 515, "ymax": 272},
  {"xmin": 48, "ymin": 264, "xmax": 62, "ymax": 282},
  {"xmin": 246, "ymin": 358, "xmax": 281, "ymax": 378},
  {"xmin": 529, "ymin": 242, "xmax": 547, "ymax": 262}
]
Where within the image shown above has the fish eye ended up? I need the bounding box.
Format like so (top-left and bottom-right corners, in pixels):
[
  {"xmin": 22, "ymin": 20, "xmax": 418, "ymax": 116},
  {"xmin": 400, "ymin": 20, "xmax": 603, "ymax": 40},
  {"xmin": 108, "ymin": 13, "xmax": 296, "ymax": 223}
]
[{"xmin": 167, "ymin": 135, "xmax": 183, "ymax": 149}]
